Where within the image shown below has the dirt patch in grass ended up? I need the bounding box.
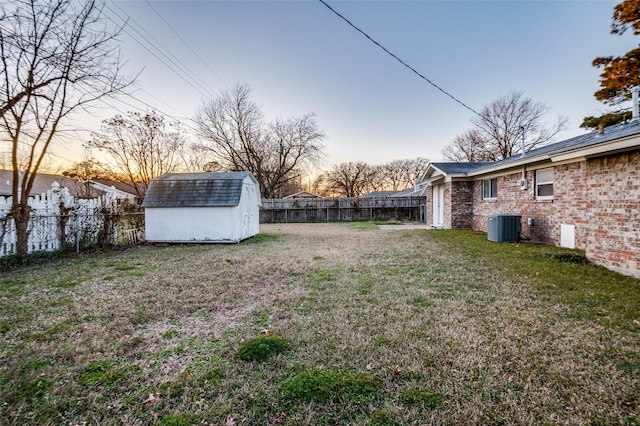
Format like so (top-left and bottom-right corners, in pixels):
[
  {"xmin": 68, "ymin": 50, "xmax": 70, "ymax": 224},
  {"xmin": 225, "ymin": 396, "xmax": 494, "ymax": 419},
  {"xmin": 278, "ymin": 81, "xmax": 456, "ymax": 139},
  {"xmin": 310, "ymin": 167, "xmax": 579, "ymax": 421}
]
[{"xmin": 1, "ymin": 223, "xmax": 639, "ymax": 425}]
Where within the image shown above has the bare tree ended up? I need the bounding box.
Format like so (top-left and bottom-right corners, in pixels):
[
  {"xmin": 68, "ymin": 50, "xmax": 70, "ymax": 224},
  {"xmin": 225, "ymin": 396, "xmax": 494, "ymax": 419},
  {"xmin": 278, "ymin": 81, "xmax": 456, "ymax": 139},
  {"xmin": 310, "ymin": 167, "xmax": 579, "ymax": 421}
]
[
  {"xmin": 193, "ymin": 84, "xmax": 325, "ymax": 198},
  {"xmin": 310, "ymin": 173, "xmax": 326, "ymax": 195},
  {"xmin": 380, "ymin": 158, "xmax": 429, "ymax": 190},
  {"xmin": 88, "ymin": 111, "xmax": 185, "ymax": 199},
  {"xmin": 321, "ymin": 162, "xmax": 376, "ymax": 197},
  {"xmin": 179, "ymin": 144, "xmax": 223, "ymax": 173},
  {"xmin": 442, "ymin": 91, "xmax": 567, "ymax": 162},
  {"xmin": 441, "ymin": 130, "xmax": 494, "ymax": 162},
  {"xmin": 368, "ymin": 164, "xmax": 387, "ymax": 192},
  {"xmin": 62, "ymin": 158, "xmax": 110, "ymax": 182},
  {"xmin": 1, "ymin": 0, "xmax": 132, "ymax": 254},
  {"xmin": 62, "ymin": 158, "xmax": 112, "ymax": 198}
]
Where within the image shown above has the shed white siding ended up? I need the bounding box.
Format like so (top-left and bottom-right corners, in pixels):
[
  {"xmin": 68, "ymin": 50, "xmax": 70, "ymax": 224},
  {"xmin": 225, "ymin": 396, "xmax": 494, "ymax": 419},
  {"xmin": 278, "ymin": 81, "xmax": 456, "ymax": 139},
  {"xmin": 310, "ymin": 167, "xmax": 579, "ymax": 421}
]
[{"xmin": 143, "ymin": 172, "xmax": 261, "ymax": 243}]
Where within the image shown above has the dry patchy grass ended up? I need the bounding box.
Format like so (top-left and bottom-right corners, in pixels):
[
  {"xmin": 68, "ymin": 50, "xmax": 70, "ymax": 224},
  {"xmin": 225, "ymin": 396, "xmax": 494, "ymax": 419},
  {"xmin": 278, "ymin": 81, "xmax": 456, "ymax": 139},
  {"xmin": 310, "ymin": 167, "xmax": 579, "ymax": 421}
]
[{"xmin": 1, "ymin": 223, "xmax": 639, "ymax": 425}]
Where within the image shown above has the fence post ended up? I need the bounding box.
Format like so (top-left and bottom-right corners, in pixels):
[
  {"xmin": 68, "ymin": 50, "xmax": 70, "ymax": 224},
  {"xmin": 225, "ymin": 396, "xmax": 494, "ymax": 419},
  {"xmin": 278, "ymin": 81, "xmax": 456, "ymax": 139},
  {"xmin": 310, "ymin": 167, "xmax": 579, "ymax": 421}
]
[{"xmin": 75, "ymin": 214, "xmax": 80, "ymax": 253}]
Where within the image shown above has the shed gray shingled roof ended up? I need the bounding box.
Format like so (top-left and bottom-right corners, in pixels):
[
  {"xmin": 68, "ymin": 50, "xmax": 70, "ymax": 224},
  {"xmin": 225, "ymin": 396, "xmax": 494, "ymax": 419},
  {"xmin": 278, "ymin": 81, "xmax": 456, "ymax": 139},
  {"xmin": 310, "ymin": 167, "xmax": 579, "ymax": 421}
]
[{"xmin": 142, "ymin": 171, "xmax": 255, "ymax": 208}]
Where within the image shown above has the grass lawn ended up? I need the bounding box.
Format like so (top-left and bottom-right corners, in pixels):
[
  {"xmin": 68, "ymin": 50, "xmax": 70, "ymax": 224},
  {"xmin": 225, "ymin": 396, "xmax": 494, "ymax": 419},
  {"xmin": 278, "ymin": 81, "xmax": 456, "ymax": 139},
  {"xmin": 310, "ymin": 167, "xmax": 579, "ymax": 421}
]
[{"xmin": 1, "ymin": 223, "xmax": 639, "ymax": 425}]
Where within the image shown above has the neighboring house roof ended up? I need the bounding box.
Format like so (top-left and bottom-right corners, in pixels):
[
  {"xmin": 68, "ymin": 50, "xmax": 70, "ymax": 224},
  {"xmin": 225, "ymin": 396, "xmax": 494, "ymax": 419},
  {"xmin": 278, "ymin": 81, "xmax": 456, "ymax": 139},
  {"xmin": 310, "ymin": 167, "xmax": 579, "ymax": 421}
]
[
  {"xmin": 85, "ymin": 180, "xmax": 139, "ymax": 200},
  {"xmin": 361, "ymin": 187, "xmax": 427, "ymax": 198},
  {"xmin": 393, "ymin": 186, "xmax": 428, "ymax": 197},
  {"xmin": 360, "ymin": 190, "xmax": 399, "ymax": 198},
  {"xmin": 0, "ymin": 170, "xmax": 78, "ymax": 197},
  {"xmin": 89, "ymin": 179, "xmax": 142, "ymax": 197},
  {"xmin": 283, "ymin": 190, "xmax": 323, "ymax": 199},
  {"xmin": 422, "ymin": 121, "xmax": 640, "ymax": 181},
  {"xmin": 142, "ymin": 171, "xmax": 258, "ymax": 208}
]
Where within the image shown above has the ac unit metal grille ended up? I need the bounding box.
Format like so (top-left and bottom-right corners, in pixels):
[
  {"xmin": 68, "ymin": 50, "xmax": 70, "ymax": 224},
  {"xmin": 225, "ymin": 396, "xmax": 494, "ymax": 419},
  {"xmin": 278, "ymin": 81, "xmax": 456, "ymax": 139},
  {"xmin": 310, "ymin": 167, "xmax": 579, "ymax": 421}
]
[{"xmin": 487, "ymin": 215, "xmax": 521, "ymax": 242}]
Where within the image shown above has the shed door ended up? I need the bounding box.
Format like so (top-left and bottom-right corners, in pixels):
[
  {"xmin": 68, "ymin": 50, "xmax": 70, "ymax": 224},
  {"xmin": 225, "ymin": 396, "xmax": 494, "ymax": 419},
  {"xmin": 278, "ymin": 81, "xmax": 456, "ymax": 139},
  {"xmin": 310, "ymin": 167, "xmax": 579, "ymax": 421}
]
[
  {"xmin": 432, "ymin": 184, "xmax": 444, "ymax": 227},
  {"xmin": 241, "ymin": 185, "xmax": 250, "ymax": 237}
]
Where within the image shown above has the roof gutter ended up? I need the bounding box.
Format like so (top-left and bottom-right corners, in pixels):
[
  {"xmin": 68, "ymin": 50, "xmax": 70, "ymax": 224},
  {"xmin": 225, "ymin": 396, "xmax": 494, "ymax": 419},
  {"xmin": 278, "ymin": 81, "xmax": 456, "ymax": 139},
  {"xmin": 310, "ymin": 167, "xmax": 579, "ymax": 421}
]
[
  {"xmin": 465, "ymin": 155, "xmax": 551, "ymax": 177},
  {"xmin": 465, "ymin": 132, "xmax": 640, "ymax": 177},
  {"xmin": 550, "ymin": 134, "xmax": 640, "ymax": 162}
]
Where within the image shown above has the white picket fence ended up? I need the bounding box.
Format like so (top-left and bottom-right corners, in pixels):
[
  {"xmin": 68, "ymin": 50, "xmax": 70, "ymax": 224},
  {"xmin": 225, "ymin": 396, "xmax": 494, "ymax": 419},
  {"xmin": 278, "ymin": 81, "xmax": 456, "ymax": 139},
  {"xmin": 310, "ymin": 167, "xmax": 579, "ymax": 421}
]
[{"xmin": 0, "ymin": 182, "xmax": 138, "ymax": 256}]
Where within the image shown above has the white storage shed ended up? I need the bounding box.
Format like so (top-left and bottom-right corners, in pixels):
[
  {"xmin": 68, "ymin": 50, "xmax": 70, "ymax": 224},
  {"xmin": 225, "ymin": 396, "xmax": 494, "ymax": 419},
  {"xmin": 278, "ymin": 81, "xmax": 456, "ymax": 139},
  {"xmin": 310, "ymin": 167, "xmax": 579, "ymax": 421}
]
[{"xmin": 142, "ymin": 172, "xmax": 261, "ymax": 243}]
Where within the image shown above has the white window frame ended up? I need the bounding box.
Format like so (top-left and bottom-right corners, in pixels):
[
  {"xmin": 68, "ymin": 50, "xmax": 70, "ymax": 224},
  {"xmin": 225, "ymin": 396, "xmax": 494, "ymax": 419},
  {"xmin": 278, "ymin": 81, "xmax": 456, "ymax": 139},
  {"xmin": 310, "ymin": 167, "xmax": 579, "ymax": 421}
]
[
  {"xmin": 535, "ymin": 168, "xmax": 554, "ymax": 200},
  {"xmin": 482, "ymin": 177, "xmax": 497, "ymax": 199}
]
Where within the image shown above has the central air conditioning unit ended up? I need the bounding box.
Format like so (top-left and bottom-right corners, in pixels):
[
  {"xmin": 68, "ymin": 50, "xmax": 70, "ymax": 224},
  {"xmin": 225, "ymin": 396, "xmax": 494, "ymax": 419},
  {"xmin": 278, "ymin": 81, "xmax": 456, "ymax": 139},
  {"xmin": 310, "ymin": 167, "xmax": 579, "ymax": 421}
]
[
  {"xmin": 488, "ymin": 214, "xmax": 521, "ymax": 242},
  {"xmin": 518, "ymin": 178, "xmax": 528, "ymax": 190}
]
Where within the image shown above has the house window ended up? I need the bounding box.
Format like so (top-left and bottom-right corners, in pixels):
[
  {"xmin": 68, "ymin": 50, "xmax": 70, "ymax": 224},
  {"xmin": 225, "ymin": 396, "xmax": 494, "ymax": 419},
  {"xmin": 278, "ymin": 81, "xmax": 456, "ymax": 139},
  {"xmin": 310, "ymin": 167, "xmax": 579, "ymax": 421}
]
[
  {"xmin": 536, "ymin": 168, "xmax": 553, "ymax": 199},
  {"xmin": 482, "ymin": 178, "xmax": 497, "ymax": 199}
]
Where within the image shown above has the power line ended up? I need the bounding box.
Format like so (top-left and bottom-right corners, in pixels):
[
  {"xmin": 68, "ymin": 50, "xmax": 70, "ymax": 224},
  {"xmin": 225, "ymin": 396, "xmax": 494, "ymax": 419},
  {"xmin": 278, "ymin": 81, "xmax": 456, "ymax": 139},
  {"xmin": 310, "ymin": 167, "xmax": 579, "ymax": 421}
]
[
  {"xmin": 103, "ymin": 3, "xmax": 217, "ymax": 100},
  {"xmin": 94, "ymin": 94, "xmax": 200, "ymax": 135},
  {"xmin": 144, "ymin": 0, "xmax": 228, "ymax": 90},
  {"xmin": 317, "ymin": 0, "xmax": 481, "ymax": 117},
  {"xmin": 110, "ymin": 1, "xmax": 218, "ymax": 98}
]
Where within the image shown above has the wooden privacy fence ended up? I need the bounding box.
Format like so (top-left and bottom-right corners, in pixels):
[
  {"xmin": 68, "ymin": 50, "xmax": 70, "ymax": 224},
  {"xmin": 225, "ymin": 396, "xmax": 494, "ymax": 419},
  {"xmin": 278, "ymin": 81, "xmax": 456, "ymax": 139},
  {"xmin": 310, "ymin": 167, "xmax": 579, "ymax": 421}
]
[{"xmin": 260, "ymin": 196, "xmax": 426, "ymax": 223}]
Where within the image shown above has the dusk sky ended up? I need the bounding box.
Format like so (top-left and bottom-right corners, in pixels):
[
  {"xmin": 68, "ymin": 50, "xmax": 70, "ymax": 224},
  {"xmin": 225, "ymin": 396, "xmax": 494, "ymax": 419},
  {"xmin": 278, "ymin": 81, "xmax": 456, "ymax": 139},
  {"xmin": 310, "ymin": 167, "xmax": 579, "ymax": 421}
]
[{"xmin": 59, "ymin": 0, "xmax": 639, "ymax": 171}]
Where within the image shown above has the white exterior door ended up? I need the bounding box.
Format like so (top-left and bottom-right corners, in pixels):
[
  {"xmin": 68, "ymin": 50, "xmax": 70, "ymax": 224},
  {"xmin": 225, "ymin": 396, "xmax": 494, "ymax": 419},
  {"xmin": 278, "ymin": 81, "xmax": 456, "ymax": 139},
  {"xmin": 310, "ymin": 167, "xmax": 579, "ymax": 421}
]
[{"xmin": 432, "ymin": 184, "xmax": 444, "ymax": 227}]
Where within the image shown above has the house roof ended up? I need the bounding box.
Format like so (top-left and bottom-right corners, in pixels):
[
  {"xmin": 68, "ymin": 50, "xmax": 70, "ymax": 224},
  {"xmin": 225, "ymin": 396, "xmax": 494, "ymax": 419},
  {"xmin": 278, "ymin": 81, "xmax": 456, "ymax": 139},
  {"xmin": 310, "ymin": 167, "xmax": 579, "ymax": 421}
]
[
  {"xmin": 393, "ymin": 186, "xmax": 428, "ymax": 197},
  {"xmin": 429, "ymin": 162, "xmax": 493, "ymax": 175},
  {"xmin": 142, "ymin": 171, "xmax": 257, "ymax": 208},
  {"xmin": 470, "ymin": 119, "xmax": 640, "ymax": 174},
  {"xmin": 88, "ymin": 179, "xmax": 142, "ymax": 198},
  {"xmin": 0, "ymin": 170, "xmax": 78, "ymax": 197},
  {"xmin": 84, "ymin": 180, "xmax": 139, "ymax": 200},
  {"xmin": 360, "ymin": 190, "xmax": 399, "ymax": 198},
  {"xmin": 423, "ymin": 121, "xmax": 640, "ymax": 181},
  {"xmin": 283, "ymin": 190, "xmax": 322, "ymax": 199}
]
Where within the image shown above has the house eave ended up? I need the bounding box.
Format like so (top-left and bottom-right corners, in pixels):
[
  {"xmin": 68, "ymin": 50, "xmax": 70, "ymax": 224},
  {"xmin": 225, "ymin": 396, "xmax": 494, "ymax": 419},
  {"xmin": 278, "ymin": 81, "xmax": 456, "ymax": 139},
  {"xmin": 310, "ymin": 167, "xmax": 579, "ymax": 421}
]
[
  {"xmin": 464, "ymin": 133, "xmax": 640, "ymax": 177},
  {"xmin": 550, "ymin": 136, "xmax": 640, "ymax": 162},
  {"xmin": 466, "ymin": 156, "xmax": 548, "ymax": 177}
]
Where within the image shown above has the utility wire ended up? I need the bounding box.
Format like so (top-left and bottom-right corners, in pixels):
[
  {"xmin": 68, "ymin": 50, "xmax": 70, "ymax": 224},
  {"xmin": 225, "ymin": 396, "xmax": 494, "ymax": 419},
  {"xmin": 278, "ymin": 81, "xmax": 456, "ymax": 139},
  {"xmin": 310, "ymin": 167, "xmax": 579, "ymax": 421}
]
[
  {"xmin": 144, "ymin": 0, "xmax": 228, "ymax": 90},
  {"xmin": 317, "ymin": 0, "xmax": 481, "ymax": 117},
  {"xmin": 104, "ymin": 3, "xmax": 217, "ymax": 100},
  {"xmin": 110, "ymin": 1, "xmax": 218, "ymax": 98}
]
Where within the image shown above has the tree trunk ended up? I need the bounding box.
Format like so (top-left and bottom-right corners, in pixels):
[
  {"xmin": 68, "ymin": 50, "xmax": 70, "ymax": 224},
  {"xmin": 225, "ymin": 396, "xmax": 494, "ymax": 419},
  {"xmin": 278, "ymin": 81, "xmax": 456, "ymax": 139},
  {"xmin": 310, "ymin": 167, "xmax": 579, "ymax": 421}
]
[{"xmin": 11, "ymin": 204, "xmax": 32, "ymax": 255}]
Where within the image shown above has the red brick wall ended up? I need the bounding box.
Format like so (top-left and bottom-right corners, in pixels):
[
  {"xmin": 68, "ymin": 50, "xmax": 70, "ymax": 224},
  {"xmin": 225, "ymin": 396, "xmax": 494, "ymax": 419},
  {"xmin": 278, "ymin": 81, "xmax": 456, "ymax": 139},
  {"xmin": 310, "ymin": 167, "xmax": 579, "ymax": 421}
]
[
  {"xmin": 470, "ymin": 170, "xmax": 555, "ymax": 242},
  {"xmin": 553, "ymin": 162, "xmax": 588, "ymax": 248},
  {"xmin": 450, "ymin": 181, "xmax": 474, "ymax": 229},
  {"xmin": 464, "ymin": 151, "xmax": 640, "ymax": 277},
  {"xmin": 584, "ymin": 151, "xmax": 640, "ymax": 276}
]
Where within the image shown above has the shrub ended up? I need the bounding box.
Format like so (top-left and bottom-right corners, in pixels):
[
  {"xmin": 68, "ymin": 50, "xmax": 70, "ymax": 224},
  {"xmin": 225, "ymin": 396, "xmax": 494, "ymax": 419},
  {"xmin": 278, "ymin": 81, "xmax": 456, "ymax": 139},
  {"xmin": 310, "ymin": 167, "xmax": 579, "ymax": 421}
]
[{"xmin": 236, "ymin": 335, "xmax": 290, "ymax": 362}]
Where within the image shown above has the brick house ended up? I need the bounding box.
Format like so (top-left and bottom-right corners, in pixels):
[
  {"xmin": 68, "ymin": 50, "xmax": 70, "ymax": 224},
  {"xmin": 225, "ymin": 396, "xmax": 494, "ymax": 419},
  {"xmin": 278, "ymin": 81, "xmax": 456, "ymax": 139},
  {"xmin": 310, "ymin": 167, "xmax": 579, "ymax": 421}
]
[{"xmin": 419, "ymin": 121, "xmax": 640, "ymax": 278}]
